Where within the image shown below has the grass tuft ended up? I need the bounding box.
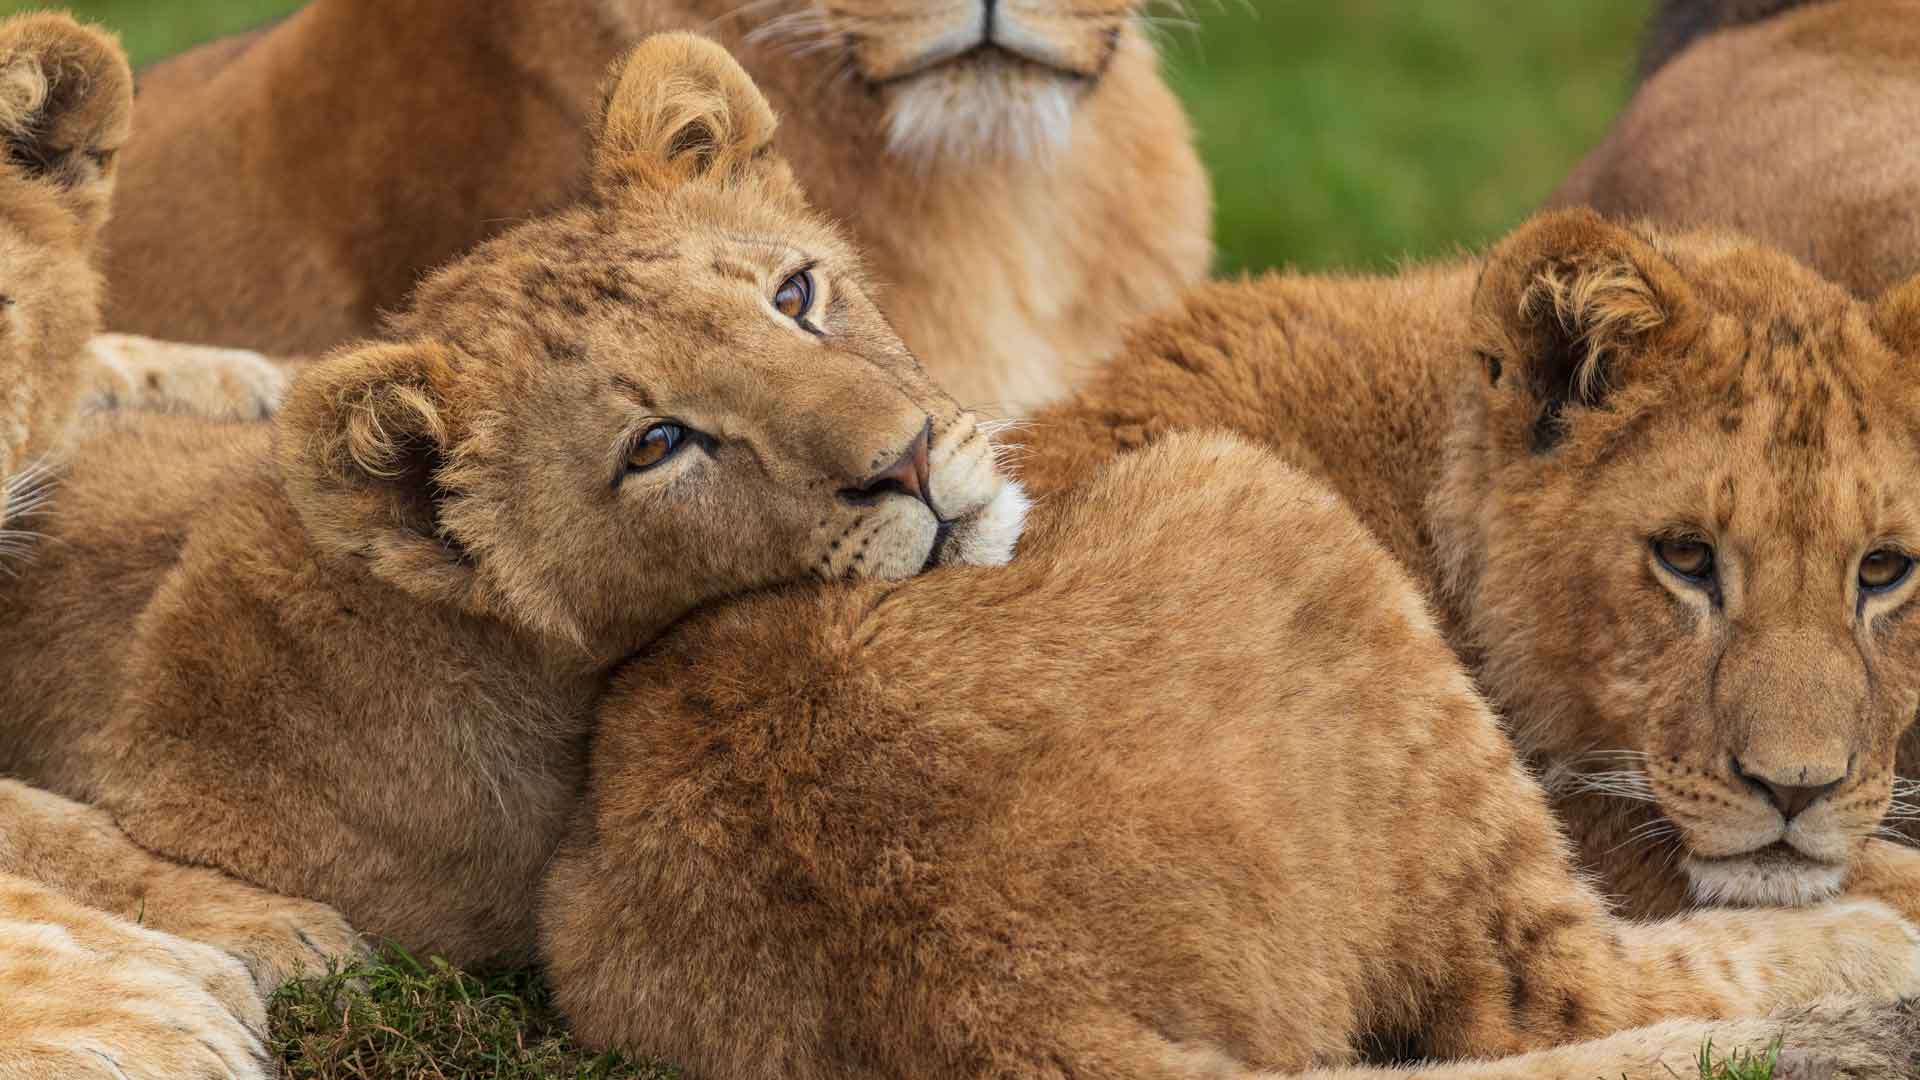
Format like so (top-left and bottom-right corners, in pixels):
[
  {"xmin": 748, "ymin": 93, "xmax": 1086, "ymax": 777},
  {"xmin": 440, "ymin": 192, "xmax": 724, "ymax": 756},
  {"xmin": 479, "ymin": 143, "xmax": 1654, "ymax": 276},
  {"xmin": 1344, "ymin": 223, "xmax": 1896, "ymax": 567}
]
[
  {"xmin": 269, "ymin": 947, "xmax": 680, "ymax": 1080},
  {"xmin": 1688, "ymin": 1036, "xmax": 1782, "ymax": 1080}
]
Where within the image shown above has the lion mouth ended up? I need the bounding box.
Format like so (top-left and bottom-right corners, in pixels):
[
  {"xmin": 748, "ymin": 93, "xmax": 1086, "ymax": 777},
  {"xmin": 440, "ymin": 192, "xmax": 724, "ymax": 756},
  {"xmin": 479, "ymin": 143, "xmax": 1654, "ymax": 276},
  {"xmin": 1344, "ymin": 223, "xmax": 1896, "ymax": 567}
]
[
  {"xmin": 1684, "ymin": 841, "xmax": 1848, "ymax": 907},
  {"xmin": 870, "ymin": 40, "xmax": 1100, "ymax": 88}
]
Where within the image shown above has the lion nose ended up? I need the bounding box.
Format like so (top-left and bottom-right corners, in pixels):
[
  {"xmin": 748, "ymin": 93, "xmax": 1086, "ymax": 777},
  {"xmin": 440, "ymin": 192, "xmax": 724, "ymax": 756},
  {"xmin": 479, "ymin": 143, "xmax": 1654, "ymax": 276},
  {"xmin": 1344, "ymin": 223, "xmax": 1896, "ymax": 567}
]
[
  {"xmin": 842, "ymin": 421, "xmax": 932, "ymax": 510},
  {"xmin": 1732, "ymin": 757, "xmax": 1844, "ymax": 822}
]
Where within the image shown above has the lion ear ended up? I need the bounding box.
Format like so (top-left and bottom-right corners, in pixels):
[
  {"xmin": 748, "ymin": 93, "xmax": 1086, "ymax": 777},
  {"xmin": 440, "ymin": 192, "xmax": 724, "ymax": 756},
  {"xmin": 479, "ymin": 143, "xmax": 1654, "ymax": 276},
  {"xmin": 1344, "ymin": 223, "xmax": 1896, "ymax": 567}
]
[
  {"xmin": 1473, "ymin": 208, "xmax": 1702, "ymax": 452},
  {"xmin": 589, "ymin": 32, "xmax": 783, "ymax": 198},
  {"xmin": 0, "ymin": 13, "xmax": 132, "ymax": 233},
  {"xmin": 276, "ymin": 343, "xmax": 475, "ymax": 603},
  {"xmin": 1872, "ymin": 274, "xmax": 1920, "ymax": 355}
]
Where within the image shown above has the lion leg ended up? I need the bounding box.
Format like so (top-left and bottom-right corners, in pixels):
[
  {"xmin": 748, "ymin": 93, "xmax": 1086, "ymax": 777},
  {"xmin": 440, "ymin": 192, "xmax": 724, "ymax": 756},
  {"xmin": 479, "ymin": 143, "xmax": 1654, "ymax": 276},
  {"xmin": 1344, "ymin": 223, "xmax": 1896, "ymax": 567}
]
[
  {"xmin": 0, "ymin": 778, "xmax": 364, "ymax": 993},
  {"xmin": 1411, "ymin": 783, "xmax": 1920, "ymax": 1061},
  {"xmin": 81, "ymin": 332, "xmax": 294, "ymax": 421},
  {"xmin": 0, "ymin": 870, "xmax": 273, "ymax": 1080}
]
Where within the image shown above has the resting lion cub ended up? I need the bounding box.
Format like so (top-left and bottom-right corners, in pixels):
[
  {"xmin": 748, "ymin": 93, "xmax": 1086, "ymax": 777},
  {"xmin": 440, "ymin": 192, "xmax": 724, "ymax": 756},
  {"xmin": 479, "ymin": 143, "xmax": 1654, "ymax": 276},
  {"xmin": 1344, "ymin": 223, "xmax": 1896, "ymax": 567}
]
[
  {"xmin": 0, "ymin": 12, "xmax": 282, "ymax": 538},
  {"xmin": 0, "ymin": 32, "xmax": 1026, "ymax": 978},
  {"xmin": 102, "ymin": 0, "xmax": 1210, "ymax": 413},
  {"xmin": 1010, "ymin": 208, "xmax": 1920, "ymax": 925},
  {"xmin": 543, "ymin": 430, "xmax": 1920, "ymax": 1079},
  {"xmin": 0, "ymin": 13, "xmax": 351, "ymax": 1079}
]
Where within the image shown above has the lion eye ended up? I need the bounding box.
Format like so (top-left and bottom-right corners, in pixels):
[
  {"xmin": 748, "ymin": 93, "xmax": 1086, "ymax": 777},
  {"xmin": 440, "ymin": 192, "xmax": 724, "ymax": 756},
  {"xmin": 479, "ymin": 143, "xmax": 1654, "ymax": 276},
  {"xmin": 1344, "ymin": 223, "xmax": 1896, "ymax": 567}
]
[
  {"xmin": 773, "ymin": 270, "xmax": 814, "ymax": 323},
  {"xmin": 626, "ymin": 422, "xmax": 686, "ymax": 473},
  {"xmin": 1860, "ymin": 549, "xmax": 1914, "ymax": 593},
  {"xmin": 1653, "ymin": 537, "xmax": 1715, "ymax": 582}
]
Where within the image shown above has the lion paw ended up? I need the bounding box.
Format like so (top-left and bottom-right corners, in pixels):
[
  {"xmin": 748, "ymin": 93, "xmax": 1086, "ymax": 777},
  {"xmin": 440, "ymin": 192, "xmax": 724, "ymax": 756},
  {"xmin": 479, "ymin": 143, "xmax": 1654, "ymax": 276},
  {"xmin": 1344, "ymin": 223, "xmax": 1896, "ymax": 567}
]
[
  {"xmin": 0, "ymin": 878, "xmax": 273, "ymax": 1079},
  {"xmin": 1778, "ymin": 899, "xmax": 1920, "ymax": 1004},
  {"xmin": 85, "ymin": 332, "xmax": 289, "ymax": 421},
  {"xmin": 141, "ymin": 866, "xmax": 367, "ymax": 995}
]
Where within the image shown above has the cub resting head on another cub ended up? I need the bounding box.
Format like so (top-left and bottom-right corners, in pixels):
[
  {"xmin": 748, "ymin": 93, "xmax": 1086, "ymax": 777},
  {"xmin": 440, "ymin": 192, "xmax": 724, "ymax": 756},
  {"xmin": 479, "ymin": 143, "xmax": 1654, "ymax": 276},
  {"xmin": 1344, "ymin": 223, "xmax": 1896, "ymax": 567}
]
[{"xmin": 0, "ymin": 30, "xmax": 1024, "ymax": 981}]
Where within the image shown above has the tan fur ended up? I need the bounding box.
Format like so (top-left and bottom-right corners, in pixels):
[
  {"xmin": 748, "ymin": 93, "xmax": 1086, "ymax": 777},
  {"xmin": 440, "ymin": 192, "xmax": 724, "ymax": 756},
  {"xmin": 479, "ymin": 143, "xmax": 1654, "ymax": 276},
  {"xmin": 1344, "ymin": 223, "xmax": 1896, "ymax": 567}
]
[
  {"xmin": 541, "ymin": 431, "xmax": 1920, "ymax": 1079},
  {"xmin": 0, "ymin": 35, "xmax": 1025, "ymax": 975},
  {"xmin": 1008, "ymin": 208, "xmax": 1920, "ymax": 925},
  {"xmin": 0, "ymin": 13, "xmax": 290, "ymax": 546},
  {"xmin": 1551, "ymin": 0, "xmax": 1920, "ymax": 298},
  {"xmin": 100, "ymin": 0, "xmax": 1210, "ymax": 413}
]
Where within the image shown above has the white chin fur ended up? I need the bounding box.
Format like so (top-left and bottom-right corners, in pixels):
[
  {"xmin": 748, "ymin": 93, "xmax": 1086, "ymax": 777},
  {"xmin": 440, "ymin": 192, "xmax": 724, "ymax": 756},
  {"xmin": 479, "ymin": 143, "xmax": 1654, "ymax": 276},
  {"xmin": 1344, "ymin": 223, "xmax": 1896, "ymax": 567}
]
[
  {"xmin": 1686, "ymin": 855, "xmax": 1846, "ymax": 908},
  {"xmin": 884, "ymin": 74, "xmax": 1075, "ymax": 164},
  {"xmin": 943, "ymin": 480, "xmax": 1030, "ymax": 568}
]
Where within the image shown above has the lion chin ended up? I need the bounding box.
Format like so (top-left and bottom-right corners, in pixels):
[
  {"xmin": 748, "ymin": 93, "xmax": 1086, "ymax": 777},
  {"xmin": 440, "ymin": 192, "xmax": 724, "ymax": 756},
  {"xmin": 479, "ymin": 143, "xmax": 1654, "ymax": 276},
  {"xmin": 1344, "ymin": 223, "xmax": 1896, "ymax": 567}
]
[
  {"xmin": 883, "ymin": 54, "xmax": 1081, "ymax": 163},
  {"xmin": 1686, "ymin": 845, "xmax": 1849, "ymax": 908}
]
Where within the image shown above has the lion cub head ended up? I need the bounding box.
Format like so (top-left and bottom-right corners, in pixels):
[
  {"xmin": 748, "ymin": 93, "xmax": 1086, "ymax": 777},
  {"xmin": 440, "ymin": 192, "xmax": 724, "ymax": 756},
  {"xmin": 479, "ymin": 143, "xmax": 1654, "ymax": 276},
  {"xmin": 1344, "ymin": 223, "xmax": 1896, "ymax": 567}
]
[
  {"xmin": 0, "ymin": 13, "xmax": 129, "ymax": 556},
  {"xmin": 749, "ymin": 0, "xmax": 1152, "ymax": 161},
  {"xmin": 1447, "ymin": 208, "xmax": 1920, "ymax": 907},
  {"xmin": 277, "ymin": 33, "xmax": 1027, "ymax": 659}
]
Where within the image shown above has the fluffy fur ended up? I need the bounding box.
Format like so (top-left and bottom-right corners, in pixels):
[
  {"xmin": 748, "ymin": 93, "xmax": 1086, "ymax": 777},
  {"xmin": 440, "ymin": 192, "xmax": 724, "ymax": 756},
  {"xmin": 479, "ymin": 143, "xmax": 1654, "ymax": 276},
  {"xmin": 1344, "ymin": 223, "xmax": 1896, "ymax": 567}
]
[
  {"xmin": 0, "ymin": 14, "xmax": 352, "ymax": 1076},
  {"xmin": 1552, "ymin": 0, "xmax": 1920, "ymax": 297},
  {"xmin": 0, "ymin": 12, "xmax": 285, "ymax": 556},
  {"xmin": 542, "ymin": 430, "xmax": 1920, "ymax": 1078},
  {"xmin": 1007, "ymin": 208, "xmax": 1920, "ymax": 923},
  {"xmin": 99, "ymin": 0, "xmax": 1210, "ymax": 413},
  {"xmin": 0, "ymin": 35, "xmax": 1024, "ymax": 976}
]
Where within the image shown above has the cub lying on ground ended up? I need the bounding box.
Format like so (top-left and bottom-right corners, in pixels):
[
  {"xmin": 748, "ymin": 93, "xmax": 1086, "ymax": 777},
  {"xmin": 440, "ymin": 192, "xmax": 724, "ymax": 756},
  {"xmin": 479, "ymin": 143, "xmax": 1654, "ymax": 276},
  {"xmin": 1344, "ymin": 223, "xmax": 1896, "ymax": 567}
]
[
  {"xmin": 102, "ymin": 0, "xmax": 1210, "ymax": 413},
  {"xmin": 1011, "ymin": 207, "xmax": 1920, "ymax": 924},
  {"xmin": 0, "ymin": 32, "xmax": 1025, "ymax": 980},
  {"xmin": 1552, "ymin": 0, "xmax": 1920, "ymax": 297},
  {"xmin": 544, "ymin": 429, "xmax": 1920, "ymax": 1079},
  {"xmin": 0, "ymin": 13, "xmax": 355, "ymax": 1079}
]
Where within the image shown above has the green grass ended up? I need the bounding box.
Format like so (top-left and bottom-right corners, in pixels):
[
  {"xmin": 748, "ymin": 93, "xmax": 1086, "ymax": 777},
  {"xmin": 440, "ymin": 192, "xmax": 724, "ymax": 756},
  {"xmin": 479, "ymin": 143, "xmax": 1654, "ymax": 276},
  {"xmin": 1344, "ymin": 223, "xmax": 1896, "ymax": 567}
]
[
  {"xmin": 270, "ymin": 947, "xmax": 678, "ymax": 1080},
  {"xmin": 1690, "ymin": 1037, "xmax": 1782, "ymax": 1080}
]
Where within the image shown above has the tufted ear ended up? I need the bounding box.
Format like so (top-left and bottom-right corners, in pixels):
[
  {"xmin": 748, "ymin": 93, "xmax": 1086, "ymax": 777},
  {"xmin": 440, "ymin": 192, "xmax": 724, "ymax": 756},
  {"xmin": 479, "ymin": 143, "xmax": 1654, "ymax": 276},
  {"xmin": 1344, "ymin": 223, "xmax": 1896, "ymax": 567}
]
[
  {"xmin": 0, "ymin": 13, "xmax": 132, "ymax": 235},
  {"xmin": 589, "ymin": 32, "xmax": 782, "ymax": 199},
  {"xmin": 275, "ymin": 343, "xmax": 476, "ymax": 606},
  {"xmin": 1872, "ymin": 274, "xmax": 1920, "ymax": 355},
  {"xmin": 1473, "ymin": 209, "xmax": 1702, "ymax": 452}
]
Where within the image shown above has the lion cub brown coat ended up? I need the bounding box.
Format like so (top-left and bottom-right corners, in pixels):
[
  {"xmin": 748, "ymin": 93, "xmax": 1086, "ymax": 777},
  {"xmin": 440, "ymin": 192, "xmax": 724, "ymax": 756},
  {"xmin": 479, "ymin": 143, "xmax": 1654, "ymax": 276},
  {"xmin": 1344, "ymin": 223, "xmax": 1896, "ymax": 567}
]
[
  {"xmin": 0, "ymin": 34, "xmax": 1023, "ymax": 972},
  {"xmin": 102, "ymin": 0, "xmax": 1210, "ymax": 413},
  {"xmin": 543, "ymin": 430, "xmax": 1920, "ymax": 1079},
  {"xmin": 1005, "ymin": 208, "xmax": 1920, "ymax": 927}
]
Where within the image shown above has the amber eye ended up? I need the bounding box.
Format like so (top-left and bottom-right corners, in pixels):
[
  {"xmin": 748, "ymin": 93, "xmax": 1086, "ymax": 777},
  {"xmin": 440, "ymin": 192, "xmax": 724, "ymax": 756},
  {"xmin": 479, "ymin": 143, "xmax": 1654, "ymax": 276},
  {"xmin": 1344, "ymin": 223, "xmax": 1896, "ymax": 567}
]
[
  {"xmin": 1653, "ymin": 537, "xmax": 1716, "ymax": 582},
  {"xmin": 626, "ymin": 422, "xmax": 686, "ymax": 473},
  {"xmin": 773, "ymin": 269, "xmax": 814, "ymax": 323},
  {"xmin": 1860, "ymin": 549, "xmax": 1914, "ymax": 593}
]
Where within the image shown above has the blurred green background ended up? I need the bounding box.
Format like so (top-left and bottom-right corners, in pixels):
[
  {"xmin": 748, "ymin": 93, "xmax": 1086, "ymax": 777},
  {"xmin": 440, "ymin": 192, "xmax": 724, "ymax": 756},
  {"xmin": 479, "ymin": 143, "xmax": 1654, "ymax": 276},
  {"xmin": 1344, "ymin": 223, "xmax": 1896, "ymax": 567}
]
[{"xmin": 1, "ymin": 0, "xmax": 1652, "ymax": 277}]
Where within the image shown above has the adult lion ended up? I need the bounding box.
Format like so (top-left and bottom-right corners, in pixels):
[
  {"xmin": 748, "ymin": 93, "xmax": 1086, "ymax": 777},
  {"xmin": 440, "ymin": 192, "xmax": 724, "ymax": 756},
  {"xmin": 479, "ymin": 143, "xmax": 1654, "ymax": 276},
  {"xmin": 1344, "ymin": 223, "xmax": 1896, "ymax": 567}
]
[
  {"xmin": 1550, "ymin": 0, "xmax": 1920, "ymax": 297},
  {"xmin": 1007, "ymin": 208, "xmax": 1920, "ymax": 925},
  {"xmin": 100, "ymin": 0, "xmax": 1210, "ymax": 413},
  {"xmin": 0, "ymin": 31, "xmax": 1026, "ymax": 986}
]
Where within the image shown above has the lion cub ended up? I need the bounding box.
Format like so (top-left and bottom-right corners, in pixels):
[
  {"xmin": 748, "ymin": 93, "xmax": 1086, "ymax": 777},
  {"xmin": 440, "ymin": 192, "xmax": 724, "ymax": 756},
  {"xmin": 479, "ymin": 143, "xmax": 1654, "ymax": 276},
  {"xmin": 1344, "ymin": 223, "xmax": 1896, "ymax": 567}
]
[
  {"xmin": 0, "ymin": 13, "xmax": 282, "ymax": 539},
  {"xmin": 0, "ymin": 32, "xmax": 1027, "ymax": 981},
  {"xmin": 1006, "ymin": 210, "xmax": 1920, "ymax": 927},
  {"xmin": 544, "ymin": 431, "xmax": 1920, "ymax": 1078}
]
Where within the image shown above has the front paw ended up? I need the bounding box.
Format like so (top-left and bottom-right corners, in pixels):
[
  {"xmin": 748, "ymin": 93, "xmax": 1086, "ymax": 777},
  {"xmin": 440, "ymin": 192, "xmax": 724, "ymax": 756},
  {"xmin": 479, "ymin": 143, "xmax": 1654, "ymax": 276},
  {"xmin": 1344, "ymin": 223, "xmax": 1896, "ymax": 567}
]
[
  {"xmin": 142, "ymin": 865, "xmax": 367, "ymax": 995},
  {"xmin": 0, "ymin": 875, "xmax": 273, "ymax": 1079},
  {"xmin": 85, "ymin": 332, "xmax": 290, "ymax": 421}
]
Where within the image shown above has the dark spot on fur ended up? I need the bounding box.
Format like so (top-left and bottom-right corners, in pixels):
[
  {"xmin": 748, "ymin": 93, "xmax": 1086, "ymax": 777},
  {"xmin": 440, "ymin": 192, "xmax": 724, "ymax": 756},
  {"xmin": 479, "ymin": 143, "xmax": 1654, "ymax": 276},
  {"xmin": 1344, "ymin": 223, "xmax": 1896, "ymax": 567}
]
[{"xmin": 1531, "ymin": 400, "xmax": 1568, "ymax": 453}]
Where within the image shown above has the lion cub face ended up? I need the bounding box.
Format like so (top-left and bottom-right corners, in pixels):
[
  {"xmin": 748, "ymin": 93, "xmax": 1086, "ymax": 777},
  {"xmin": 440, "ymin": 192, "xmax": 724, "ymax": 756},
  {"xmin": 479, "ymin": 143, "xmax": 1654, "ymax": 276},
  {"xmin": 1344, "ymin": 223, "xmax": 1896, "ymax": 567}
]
[
  {"xmin": 1463, "ymin": 212, "xmax": 1920, "ymax": 907},
  {"xmin": 278, "ymin": 34, "xmax": 1027, "ymax": 659},
  {"xmin": 0, "ymin": 15, "xmax": 129, "ymax": 554},
  {"xmin": 754, "ymin": 0, "xmax": 1149, "ymax": 160}
]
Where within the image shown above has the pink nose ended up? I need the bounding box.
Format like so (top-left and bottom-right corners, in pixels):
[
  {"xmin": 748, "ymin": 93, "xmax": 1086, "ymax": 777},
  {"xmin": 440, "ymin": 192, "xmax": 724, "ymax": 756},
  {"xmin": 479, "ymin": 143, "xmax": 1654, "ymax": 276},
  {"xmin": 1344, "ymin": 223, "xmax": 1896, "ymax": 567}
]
[
  {"xmin": 846, "ymin": 423, "xmax": 932, "ymax": 510},
  {"xmin": 1733, "ymin": 758, "xmax": 1844, "ymax": 823}
]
